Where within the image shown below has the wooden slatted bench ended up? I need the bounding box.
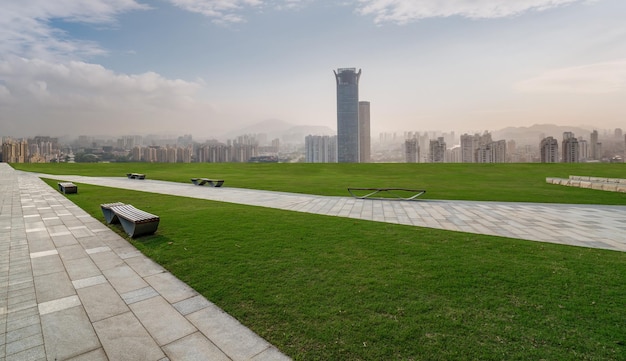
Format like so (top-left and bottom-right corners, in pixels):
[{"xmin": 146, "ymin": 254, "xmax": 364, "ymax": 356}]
[
  {"xmin": 191, "ymin": 178, "xmax": 224, "ymax": 187},
  {"xmin": 348, "ymin": 188, "xmax": 426, "ymax": 201},
  {"xmin": 58, "ymin": 182, "xmax": 78, "ymax": 194},
  {"xmin": 100, "ymin": 202, "xmax": 126, "ymax": 224},
  {"xmin": 101, "ymin": 203, "xmax": 159, "ymax": 238}
]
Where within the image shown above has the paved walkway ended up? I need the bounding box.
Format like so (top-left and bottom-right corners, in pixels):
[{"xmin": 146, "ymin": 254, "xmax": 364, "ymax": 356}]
[
  {"xmin": 1, "ymin": 164, "xmax": 291, "ymax": 361},
  {"xmin": 33, "ymin": 170, "xmax": 626, "ymax": 253},
  {"xmin": 2, "ymin": 164, "xmax": 626, "ymax": 361}
]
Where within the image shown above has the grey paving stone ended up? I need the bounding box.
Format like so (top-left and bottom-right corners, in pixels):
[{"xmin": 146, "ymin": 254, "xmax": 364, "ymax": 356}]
[
  {"xmin": 4, "ymin": 344, "xmax": 45, "ymax": 361},
  {"xmin": 102, "ymin": 264, "xmax": 149, "ymax": 294},
  {"xmin": 34, "ymin": 271, "xmax": 75, "ymax": 304},
  {"xmin": 50, "ymin": 232, "xmax": 79, "ymax": 248},
  {"xmin": 30, "ymin": 255, "xmax": 65, "ymax": 277},
  {"xmin": 38, "ymin": 295, "xmax": 81, "ymax": 315},
  {"xmin": 4, "ymin": 323, "xmax": 41, "ymax": 344},
  {"xmin": 5, "ymin": 332, "xmax": 43, "ymax": 356},
  {"xmin": 173, "ymin": 295, "xmax": 212, "ymax": 316},
  {"xmin": 72, "ymin": 275, "xmax": 107, "ymax": 290},
  {"xmin": 129, "ymin": 296, "xmax": 197, "ymax": 346},
  {"xmin": 120, "ymin": 286, "xmax": 159, "ymax": 304},
  {"xmin": 41, "ymin": 306, "xmax": 101, "ymax": 361},
  {"xmin": 89, "ymin": 250, "xmax": 125, "ymax": 271},
  {"xmin": 93, "ymin": 312, "xmax": 165, "ymax": 361},
  {"xmin": 63, "ymin": 257, "xmax": 102, "ymax": 281},
  {"xmin": 187, "ymin": 304, "xmax": 274, "ymax": 361},
  {"xmin": 162, "ymin": 332, "xmax": 230, "ymax": 361},
  {"xmin": 77, "ymin": 282, "xmax": 130, "ymax": 322},
  {"xmin": 125, "ymin": 255, "xmax": 166, "ymax": 278},
  {"xmin": 65, "ymin": 348, "xmax": 109, "ymax": 361},
  {"xmin": 145, "ymin": 272, "xmax": 198, "ymax": 304},
  {"xmin": 57, "ymin": 244, "xmax": 88, "ymax": 261}
]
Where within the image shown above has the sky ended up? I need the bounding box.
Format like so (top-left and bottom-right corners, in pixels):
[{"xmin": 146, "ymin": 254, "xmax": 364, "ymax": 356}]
[{"xmin": 1, "ymin": 0, "xmax": 625, "ymax": 140}]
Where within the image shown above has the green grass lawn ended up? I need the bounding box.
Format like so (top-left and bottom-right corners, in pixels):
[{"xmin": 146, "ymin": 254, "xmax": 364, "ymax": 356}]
[
  {"xmin": 36, "ymin": 169, "xmax": 626, "ymax": 361},
  {"xmin": 12, "ymin": 162, "xmax": 626, "ymax": 204}
]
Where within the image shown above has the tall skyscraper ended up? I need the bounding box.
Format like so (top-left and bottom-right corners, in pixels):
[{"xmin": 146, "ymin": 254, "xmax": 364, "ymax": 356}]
[
  {"xmin": 334, "ymin": 68, "xmax": 361, "ymax": 163},
  {"xmin": 590, "ymin": 130, "xmax": 599, "ymax": 160},
  {"xmin": 358, "ymin": 101, "xmax": 371, "ymax": 163}
]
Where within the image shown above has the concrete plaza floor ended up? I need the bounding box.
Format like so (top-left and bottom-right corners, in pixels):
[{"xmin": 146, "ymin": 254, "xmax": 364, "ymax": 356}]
[{"xmin": 2, "ymin": 163, "xmax": 625, "ymax": 360}]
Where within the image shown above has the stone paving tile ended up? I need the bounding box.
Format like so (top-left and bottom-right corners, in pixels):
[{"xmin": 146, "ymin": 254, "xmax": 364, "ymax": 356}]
[
  {"xmin": 41, "ymin": 306, "xmax": 101, "ymax": 361},
  {"xmin": 93, "ymin": 312, "xmax": 165, "ymax": 360},
  {"xmin": 145, "ymin": 272, "xmax": 198, "ymax": 304},
  {"xmin": 77, "ymin": 283, "xmax": 130, "ymax": 322},
  {"xmin": 120, "ymin": 286, "xmax": 159, "ymax": 304},
  {"xmin": 64, "ymin": 257, "xmax": 102, "ymax": 281},
  {"xmin": 163, "ymin": 332, "xmax": 230, "ymax": 361},
  {"xmin": 188, "ymin": 303, "xmax": 287, "ymax": 361},
  {"xmin": 129, "ymin": 296, "xmax": 197, "ymax": 346},
  {"xmin": 102, "ymin": 264, "xmax": 150, "ymax": 294},
  {"xmin": 66, "ymin": 348, "xmax": 109, "ymax": 361},
  {"xmin": 34, "ymin": 271, "xmax": 75, "ymax": 304}
]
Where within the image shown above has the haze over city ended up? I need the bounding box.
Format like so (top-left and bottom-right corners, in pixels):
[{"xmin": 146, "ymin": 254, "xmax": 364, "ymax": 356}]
[{"xmin": 1, "ymin": 0, "xmax": 625, "ymax": 140}]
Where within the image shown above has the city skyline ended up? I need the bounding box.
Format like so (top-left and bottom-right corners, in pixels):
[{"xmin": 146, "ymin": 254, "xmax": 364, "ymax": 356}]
[{"xmin": 1, "ymin": 0, "xmax": 625, "ymax": 139}]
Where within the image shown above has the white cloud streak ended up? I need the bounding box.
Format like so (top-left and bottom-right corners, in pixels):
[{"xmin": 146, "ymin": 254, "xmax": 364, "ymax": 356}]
[
  {"xmin": 515, "ymin": 59, "xmax": 626, "ymax": 94},
  {"xmin": 165, "ymin": 0, "xmax": 312, "ymax": 23},
  {"xmin": 356, "ymin": 0, "xmax": 595, "ymax": 24},
  {"xmin": 0, "ymin": 0, "xmax": 149, "ymax": 60}
]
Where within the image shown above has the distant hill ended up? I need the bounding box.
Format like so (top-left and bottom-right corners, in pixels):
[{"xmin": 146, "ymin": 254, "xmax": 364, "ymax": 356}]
[
  {"xmin": 493, "ymin": 124, "xmax": 593, "ymax": 145},
  {"xmin": 222, "ymin": 119, "xmax": 335, "ymax": 144}
]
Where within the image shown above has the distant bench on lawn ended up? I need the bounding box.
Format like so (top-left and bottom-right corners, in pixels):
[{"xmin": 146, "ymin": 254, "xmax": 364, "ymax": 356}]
[
  {"xmin": 191, "ymin": 178, "xmax": 224, "ymax": 187},
  {"xmin": 58, "ymin": 182, "xmax": 77, "ymax": 194},
  {"xmin": 348, "ymin": 187, "xmax": 426, "ymax": 201}
]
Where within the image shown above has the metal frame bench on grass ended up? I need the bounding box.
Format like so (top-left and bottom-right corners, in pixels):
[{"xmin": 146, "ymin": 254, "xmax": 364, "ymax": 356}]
[
  {"xmin": 191, "ymin": 178, "xmax": 224, "ymax": 187},
  {"xmin": 127, "ymin": 173, "xmax": 146, "ymax": 179},
  {"xmin": 348, "ymin": 187, "xmax": 426, "ymax": 201},
  {"xmin": 100, "ymin": 202, "xmax": 159, "ymax": 238}
]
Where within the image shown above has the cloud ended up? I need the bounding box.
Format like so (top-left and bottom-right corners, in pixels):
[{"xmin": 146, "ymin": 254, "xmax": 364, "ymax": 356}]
[
  {"xmin": 356, "ymin": 0, "xmax": 594, "ymax": 24},
  {"xmin": 0, "ymin": 0, "xmax": 149, "ymax": 61},
  {"xmin": 0, "ymin": 57, "xmax": 216, "ymax": 136},
  {"xmin": 165, "ymin": 0, "xmax": 311, "ymax": 24},
  {"xmin": 515, "ymin": 59, "xmax": 626, "ymax": 94}
]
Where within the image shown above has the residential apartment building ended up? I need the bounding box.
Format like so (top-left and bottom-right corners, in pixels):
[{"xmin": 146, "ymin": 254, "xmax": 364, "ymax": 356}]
[
  {"xmin": 540, "ymin": 136, "xmax": 558, "ymax": 163},
  {"xmin": 305, "ymin": 135, "xmax": 337, "ymax": 163},
  {"xmin": 429, "ymin": 137, "xmax": 446, "ymax": 163}
]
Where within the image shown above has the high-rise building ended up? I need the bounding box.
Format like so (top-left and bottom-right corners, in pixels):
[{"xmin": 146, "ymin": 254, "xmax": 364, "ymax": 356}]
[
  {"xmin": 405, "ymin": 138, "xmax": 419, "ymax": 163},
  {"xmin": 429, "ymin": 137, "xmax": 446, "ymax": 163},
  {"xmin": 460, "ymin": 134, "xmax": 478, "ymax": 163},
  {"xmin": 334, "ymin": 68, "xmax": 361, "ymax": 163},
  {"xmin": 540, "ymin": 136, "xmax": 558, "ymax": 163},
  {"xmin": 358, "ymin": 101, "xmax": 371, "ymax": 163},
  {"xmin": 305, "ymin": 135, "xmax": 337, "ymax": 163},
  {"xmin": 590, "ymin": 130, "xmax": 600, "ymax": 160},
  {"xmin": 476, "ymin": 140, "xmax": 506, "ymax": 163},
  {"xmin": 562, "ymin": 132, "xmax": 579, "ymax": 163}
]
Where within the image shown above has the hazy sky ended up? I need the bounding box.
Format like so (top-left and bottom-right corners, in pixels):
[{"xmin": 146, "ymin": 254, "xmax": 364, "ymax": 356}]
[{"xmin": 1, "ymin": 0, "xmax": 625, "ymax": 139}]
